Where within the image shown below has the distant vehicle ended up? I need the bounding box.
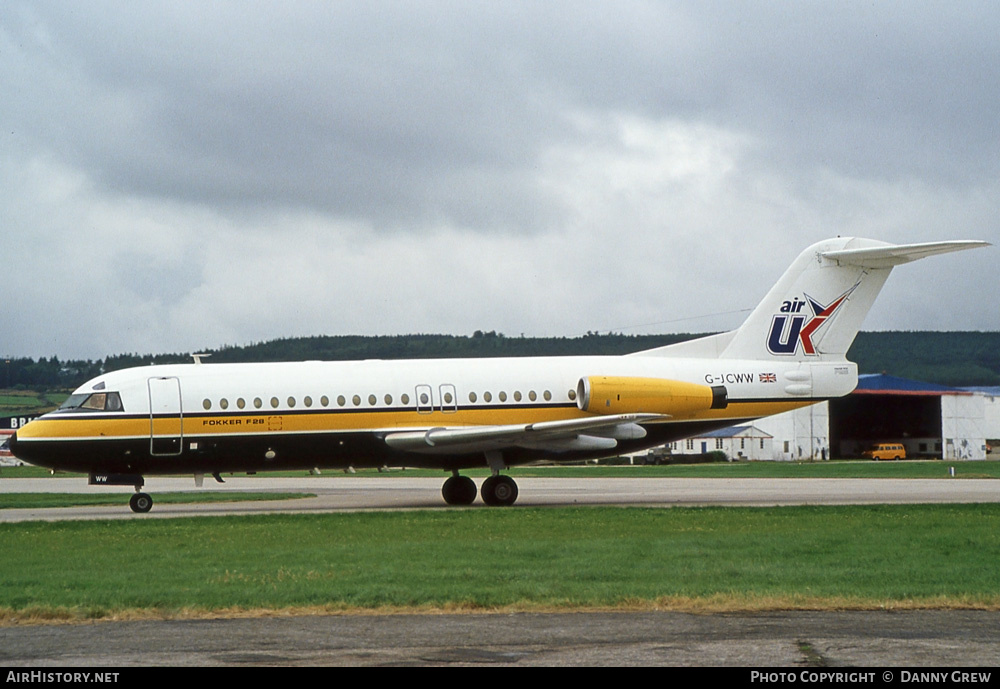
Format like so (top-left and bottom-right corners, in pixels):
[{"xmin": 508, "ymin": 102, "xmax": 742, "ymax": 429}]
[{"xmin": 863, "ymin": 443, "xmax": 906, "ymax": 461}]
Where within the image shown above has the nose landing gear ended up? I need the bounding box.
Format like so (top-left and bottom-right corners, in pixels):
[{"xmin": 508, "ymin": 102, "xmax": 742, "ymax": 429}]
[
  {"xmin": 129, "ymin": 491, "xmax": 153, "ymax": 513},
  {"xmin": 88, "ymin": 472, "xmax": 153, "ymax": 513}
]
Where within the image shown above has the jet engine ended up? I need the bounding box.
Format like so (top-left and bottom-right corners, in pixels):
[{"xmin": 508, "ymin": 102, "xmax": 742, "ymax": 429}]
[{"xmin": 576, "ymin": 376, "xmax": 727, "ymax": 417}]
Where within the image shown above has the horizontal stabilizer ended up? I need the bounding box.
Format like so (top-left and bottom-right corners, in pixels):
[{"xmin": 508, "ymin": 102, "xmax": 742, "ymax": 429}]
[{"xmin": 820, "ymin": 240, "xmax": 990, "ymax": 268}]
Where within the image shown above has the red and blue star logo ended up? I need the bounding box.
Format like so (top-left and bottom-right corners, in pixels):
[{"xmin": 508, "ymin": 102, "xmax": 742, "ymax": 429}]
[{"xmin": 766, "ymin": 284, "xmax": 857, "ymax": 356}]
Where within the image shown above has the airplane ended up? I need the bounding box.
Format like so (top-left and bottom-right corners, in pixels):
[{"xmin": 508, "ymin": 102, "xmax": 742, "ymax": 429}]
[{"xmin": 9, "ymin": 236, "xmax": 989, "ymax": 512}]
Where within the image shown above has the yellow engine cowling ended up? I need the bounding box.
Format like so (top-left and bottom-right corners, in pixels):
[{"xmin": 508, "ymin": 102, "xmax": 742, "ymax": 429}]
[{"xmin": 577, "ymin": 376, "xmax": 727, "ymax": 417}]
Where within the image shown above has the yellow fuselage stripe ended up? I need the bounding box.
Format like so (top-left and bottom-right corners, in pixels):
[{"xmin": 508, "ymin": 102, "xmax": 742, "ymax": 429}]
[{"xmin": 17, "ymin": 399, "xmax": 816, "ymax": 442}]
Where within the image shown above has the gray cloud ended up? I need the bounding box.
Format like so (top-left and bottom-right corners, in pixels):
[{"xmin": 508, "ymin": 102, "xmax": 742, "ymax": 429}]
[{"xmin": 1, "ymin": 1, "xmax": 997, "ymax": 360}]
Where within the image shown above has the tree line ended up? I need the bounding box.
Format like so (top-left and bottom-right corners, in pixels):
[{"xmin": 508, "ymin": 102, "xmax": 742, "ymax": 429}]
[{"xmin": 3, "ymin": 331, "xmax": 999, "ymax": 391}]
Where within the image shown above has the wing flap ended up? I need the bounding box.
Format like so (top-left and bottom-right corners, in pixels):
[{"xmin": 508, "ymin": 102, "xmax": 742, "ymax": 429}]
[{"xmin": 383, "ymin": 413, "xmax": 666, "ymax": 455}]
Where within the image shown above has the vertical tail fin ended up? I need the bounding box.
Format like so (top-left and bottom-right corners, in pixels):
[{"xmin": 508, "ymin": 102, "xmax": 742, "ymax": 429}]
[{"xmin": 639, "ymin": 237, "xmax": 989, "ymax": 361}]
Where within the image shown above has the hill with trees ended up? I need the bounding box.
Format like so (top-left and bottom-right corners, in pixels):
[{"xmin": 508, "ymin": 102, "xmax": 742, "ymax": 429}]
[{"xmin": 3, "ymin": 331, "xmax": 999, "ymax": 395}]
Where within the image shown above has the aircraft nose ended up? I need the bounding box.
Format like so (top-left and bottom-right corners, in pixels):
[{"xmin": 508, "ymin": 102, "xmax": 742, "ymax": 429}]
[{"xmin": 5, "ymin": 430, "xmax": 39, "ymax": 466}]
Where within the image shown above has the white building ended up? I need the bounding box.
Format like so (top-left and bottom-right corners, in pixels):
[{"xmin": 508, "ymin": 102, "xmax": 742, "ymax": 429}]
[
  {"xmin": 961, "ymin": 386, "xmax": 1000, "ymax": 455},
  {"xmin": 755, "ymin": 403, "xmax": 831, "ymax": 461},
  {"xmin": 667, "ymin": 425, "xmax": 774, "ymax": 461}
]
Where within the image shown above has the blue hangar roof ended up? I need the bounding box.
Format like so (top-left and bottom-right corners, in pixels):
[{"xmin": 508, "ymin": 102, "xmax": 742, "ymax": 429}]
[{"xmin": 855, "ymin": 374, "xmax": 970, "ymax": 396}]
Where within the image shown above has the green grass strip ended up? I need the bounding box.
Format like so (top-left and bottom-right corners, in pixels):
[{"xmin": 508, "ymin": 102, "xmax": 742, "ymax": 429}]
[
  {"xmin": 0, "ymin": 492, "xmax": 313, "ymax": 509},
  {"xmin": 1, "ymin": 504, "xmax": 998, "ymax": 622}
]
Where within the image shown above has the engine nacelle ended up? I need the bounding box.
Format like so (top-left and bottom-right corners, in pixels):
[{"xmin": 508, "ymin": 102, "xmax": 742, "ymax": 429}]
[{"xmin": 576, "ymin": 376, "xmax": 727, "ymax": 417}]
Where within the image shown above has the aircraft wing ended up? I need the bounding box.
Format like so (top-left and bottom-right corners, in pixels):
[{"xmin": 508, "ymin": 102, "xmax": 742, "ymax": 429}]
[{"xmin": 382, "ymin": 413, "xmax": 667, "ymax": 455}]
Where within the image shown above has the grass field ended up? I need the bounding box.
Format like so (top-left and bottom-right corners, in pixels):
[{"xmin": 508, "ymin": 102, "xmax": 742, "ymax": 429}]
[
  {"xmin": 3, "ymin": 461, "xmax": 998, "ymax": 624},
  {"xmin": 0, "ymin": 389, "xmax": 63, "ymax": 415},
  {"xmin": 1, "ymin": 504, "xmax": 998, "ymax": 623}
]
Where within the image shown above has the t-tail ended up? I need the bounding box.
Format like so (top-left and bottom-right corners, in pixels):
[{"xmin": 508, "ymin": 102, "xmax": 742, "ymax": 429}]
[{"xmin": 640, "ymin": 237, "xmax": 990, "ymax": 362}]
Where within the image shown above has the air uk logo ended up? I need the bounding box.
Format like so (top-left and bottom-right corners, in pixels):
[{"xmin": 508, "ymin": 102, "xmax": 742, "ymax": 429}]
[{"xmin": 766, "ymin": 284, "xmax": 858, "ymax": 355}]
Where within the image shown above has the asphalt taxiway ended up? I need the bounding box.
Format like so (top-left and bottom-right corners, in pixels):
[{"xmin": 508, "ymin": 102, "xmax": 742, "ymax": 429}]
[
  {"xmin": 3, "ymin": 610, "xmax": 999, "ymax": 667},
  {"xmin": 2, "ymin": 474, "xmax": 999, "ymax": 521},
  {"xmin": 3, "ymin": 475, "xmax": 998, "ymax": 667}
]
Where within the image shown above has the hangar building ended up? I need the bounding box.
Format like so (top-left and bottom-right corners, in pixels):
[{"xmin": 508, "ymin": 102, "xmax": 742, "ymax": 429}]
[
  {"xmin": 828, "ymin": 374, "xmax": 989, "ymax": 460},
  {"xmin": 671, "ymin": 374, "xmax": 995, "ymax": 461}
]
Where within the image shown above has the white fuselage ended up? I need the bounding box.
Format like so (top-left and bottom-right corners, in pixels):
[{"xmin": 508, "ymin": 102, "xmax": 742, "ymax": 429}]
[{"xmin": 10, "ymin": 354, "xmax": 855, "ymax": 476}]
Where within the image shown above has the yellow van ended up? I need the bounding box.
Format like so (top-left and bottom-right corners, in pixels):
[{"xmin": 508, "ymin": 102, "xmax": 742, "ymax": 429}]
[{"xmin": 863, "ymin": 443, "xmax": 906, "ymax": 461}]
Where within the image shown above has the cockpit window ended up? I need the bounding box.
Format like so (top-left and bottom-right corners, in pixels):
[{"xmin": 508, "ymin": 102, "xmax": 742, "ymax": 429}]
[
  {"xmin": 58, "ymin": 394, "xmax": 90, "ymax": 410},
  {"xmin": 57, "ymin": 391, "xmax": 124, "ymax": 412},
  {"xmin": 82, "ymin": 393, "xmax": 108, "ymax": 410}
]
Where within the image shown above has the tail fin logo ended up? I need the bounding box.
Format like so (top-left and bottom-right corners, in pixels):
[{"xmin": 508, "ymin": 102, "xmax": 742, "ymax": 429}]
[{"xmin": 766, "ymin": 283, "xmax": 858, "ymax": 356}]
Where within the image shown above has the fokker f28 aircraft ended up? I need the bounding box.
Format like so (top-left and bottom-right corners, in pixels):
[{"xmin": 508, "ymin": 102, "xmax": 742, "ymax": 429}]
[{"xmin": 10, "ymin": 237, "xmax": 988, "ymax": 512}]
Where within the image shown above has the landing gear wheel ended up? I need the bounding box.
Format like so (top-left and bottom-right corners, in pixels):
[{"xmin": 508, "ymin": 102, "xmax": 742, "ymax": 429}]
[
  {"xmin": 129, "ymin": 492, "xmax": 153, "ymax": 513},
  {"xmin": 442, "ymin": 475, "xmax": 477, "ymax": 505},
  {"xmin": 481, "ymin": 475, "xmax": 518, "ymax": 507}
]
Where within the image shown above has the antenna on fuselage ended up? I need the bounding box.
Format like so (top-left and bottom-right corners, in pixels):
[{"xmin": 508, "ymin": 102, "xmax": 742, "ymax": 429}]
[{"xmin": 191, "ymin": 353, "xmax": 212, "ymax": 365}]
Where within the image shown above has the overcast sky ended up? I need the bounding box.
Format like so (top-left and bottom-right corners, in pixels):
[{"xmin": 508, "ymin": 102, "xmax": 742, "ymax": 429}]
[{"xmin": 2, "ymin": 1, "xmax": 997, "ymax": 361}]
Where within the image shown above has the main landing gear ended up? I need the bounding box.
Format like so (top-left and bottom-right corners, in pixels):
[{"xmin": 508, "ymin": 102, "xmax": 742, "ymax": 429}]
[
  {"xmin": 481, "ymin": 474, "xmax": 518, "ymax": 506},
  {"xmin": 440, "ymin": 472, "xmax": 519, "ymax": 507},
  {"xmin": 441, "ymin": 473, "xmax": 477, "ymax": 505}
]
